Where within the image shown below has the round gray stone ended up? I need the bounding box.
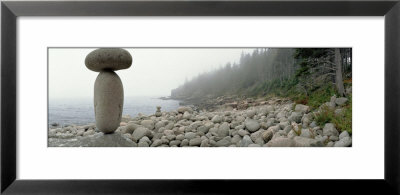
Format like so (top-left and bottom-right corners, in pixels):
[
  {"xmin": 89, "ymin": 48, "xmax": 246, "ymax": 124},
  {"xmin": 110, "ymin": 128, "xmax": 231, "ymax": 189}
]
[
  {"xmin": 189, "ymin": 137, "xmax": 202, "ymax": 146},
  {"xmin": 85, "ymin": 48, "xmax": 132, "ymax": 72},
  {"xmin": 245, "ymin": 119, "xmax": 261, "ymax": 132}
]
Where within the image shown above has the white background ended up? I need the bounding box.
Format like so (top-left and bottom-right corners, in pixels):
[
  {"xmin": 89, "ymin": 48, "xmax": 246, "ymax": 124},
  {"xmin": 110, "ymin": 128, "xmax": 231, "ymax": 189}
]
[{"xmin": 17, "ymin": 17, "xmax": 384, "ymax": 179}]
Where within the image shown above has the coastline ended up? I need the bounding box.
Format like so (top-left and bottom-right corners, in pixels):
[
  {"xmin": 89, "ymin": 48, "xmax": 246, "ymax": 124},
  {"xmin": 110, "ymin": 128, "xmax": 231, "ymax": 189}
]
[{"xmin": 49, "ymin": 95, "xmax": 352, "ymax": 147}]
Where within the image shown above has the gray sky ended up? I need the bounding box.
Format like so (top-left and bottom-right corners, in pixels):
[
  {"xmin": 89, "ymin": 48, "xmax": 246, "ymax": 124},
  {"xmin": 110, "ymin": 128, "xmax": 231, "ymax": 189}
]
[{"xmin": 49, "ymin": 48, "xmax": 255, "ymax": 99}]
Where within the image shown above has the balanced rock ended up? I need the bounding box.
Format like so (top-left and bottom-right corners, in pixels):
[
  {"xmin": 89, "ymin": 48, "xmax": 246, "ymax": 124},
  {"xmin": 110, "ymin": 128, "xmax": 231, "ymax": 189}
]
[
  {"xmin": 155, "ymin": 106, "xmax": 162, "ymax": 117},
  {"xmin": 93, "ymin": 71, "xmax": 124, "ymax": 133},
  {"xmin": 86, "ymin": 48, "xmax": 132, "ymax": 134},
  {"xmin": 85, "ymin": 48, "xmax": 132, "ymax": 72}
]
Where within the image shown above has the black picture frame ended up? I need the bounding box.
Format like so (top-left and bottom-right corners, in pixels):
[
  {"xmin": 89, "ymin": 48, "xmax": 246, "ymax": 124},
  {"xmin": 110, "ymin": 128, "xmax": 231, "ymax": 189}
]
[{"xmin": 1, "ymin": 0, "xmax": 399, "ymax": 194}]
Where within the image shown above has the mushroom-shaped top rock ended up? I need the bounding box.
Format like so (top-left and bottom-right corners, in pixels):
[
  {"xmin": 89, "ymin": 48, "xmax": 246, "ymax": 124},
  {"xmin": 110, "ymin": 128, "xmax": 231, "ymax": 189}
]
[{"xmin": 85, "ymin": 48, "xmax": 132, "ymax": 72}]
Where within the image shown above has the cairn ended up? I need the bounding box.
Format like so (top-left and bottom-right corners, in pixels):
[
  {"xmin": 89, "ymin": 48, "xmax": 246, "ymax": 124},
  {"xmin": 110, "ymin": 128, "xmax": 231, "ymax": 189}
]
[
  {"xmin": 155, "ymin": 106, "xmax": 162, "ymax": 117},
  {"xmin": 85, "ymin": 48, "xmax": 132, "ymax": 133}
]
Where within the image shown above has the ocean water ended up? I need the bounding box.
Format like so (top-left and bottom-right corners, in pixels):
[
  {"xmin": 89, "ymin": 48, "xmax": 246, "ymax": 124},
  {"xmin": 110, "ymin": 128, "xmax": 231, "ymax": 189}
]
[{"xmin": 49, "ymin": 96, "xmax": 180, "ymax": 126}]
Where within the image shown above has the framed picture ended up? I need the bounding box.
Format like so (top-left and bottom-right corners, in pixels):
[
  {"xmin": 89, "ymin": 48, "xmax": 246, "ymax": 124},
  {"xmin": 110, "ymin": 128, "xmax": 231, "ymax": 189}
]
[{"xmin": 1, "ymin": 0, "xmax": 399, "ymax": 194}]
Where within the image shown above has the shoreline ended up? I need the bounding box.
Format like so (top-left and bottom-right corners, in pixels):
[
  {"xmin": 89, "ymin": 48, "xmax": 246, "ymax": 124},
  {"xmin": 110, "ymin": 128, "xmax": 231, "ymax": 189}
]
[{"xmin": 49, "ymin": 95, "xmax": 352, "ymax": 147}]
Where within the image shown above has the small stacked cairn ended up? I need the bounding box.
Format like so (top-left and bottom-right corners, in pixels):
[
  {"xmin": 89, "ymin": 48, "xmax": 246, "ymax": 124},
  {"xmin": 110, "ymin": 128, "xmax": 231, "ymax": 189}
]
[
  {"xmin": 85, "ymin": 48, "xmax": 132, "ymax": 133},
  {"xmin": 155, "ymin": 106, "xmax": 162, "ymax": 117}
]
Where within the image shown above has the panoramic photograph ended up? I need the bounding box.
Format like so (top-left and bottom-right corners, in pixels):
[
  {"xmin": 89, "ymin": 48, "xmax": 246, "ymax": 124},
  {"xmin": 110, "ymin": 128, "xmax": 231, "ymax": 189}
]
[{"xmin": 48, "ymin": 48, "xmax": 352, "ymax": 147}]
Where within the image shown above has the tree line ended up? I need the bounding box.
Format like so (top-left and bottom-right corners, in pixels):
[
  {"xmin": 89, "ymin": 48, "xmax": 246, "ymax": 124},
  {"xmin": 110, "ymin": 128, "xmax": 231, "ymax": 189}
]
[{"xmin": 171, "ymin": 48, "xmax": 352, "ymax": 101}]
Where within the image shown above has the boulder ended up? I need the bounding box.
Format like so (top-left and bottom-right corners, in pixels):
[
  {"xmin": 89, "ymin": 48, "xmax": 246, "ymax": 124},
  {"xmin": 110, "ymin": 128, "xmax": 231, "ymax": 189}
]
[
  {"xmin": 176, "ymin": 134, "xmax": 185, "ymax": 141},
  {"xmin": 266, "ymin": 137, "xmax": 296, "ymax": 147},
  {"xmin": 231, "ymin": 135, "xmax": 241, "ymax": 144},
  {"xmin": 150, "ymin": 139, "xmax": 162, "ymax": 147},
  {"xmin": 124, "ymin": 123, "xmax": 141, "ymax": 134},
  {"xmin": 189, "ymin": 137, "xmax": 202, "ymax": 146},
  {"xmin": 294, "ymin": 136, "xmax": 323, "ymax": 147},
  {"xmin": 140, "ymin": 120, "xmax": 155, "ymax": 130},
  {"xmin": 339, "ymin": 131, "xmax": 350, "ymax": 140},
  {"xmin": 258, "ymin": 105, "xmax": 274, "ymax": 115},
  {"xmin": 169, "ymin": 140, "xmax": 181, "ymax": 147},
  {"xmin": 323, "ymin": 123, "xmax": 339, "ymax": 136},
  {"xmin": 326, "ymin": 141, "xmax": 334, "ymax": 147},
  {"xmin": 335, "ymin": 97, "xmax": 348, "ymax": 106},
  {"xmin": 179, "ymin": 139, "xmax": 189, "ymax": 147},
  {"xmin": 215, "ymin": 138, "xmax": 231, "ymax": 147},
  {"xmin": 246, "ymin": 110, "xmax": 257, "ymax": 118},
  {"xmin": 93, "ymin": 71, "xmax": 124, "ymax": 133},
  {"xmin": 240, "ymin": 135, "xmax": 254, "ymax": 147},
  {"xmin": 334, "ymin": 137, "xmax": 352, "ymax": 147},
  {"xmin": 85, "ymin": 48, "xmax": 132, "ymax": 72},
  {"xmin": 177, "ymin": 106, "xmax": 193, "ymax": 114},
  {"xmin": 236, "ymin": 116, "xmax": 246, "ymax": 123},
  {"xmin": 155, "ymin": 120, "xmax": 167, "ymax": 130},
  {"xmin": 217, "ymin": 122, "xmax": 230, "ymax": 138},
  {"xmin": 300, "ymin": 128, "xmax": 315, "ymax": 139},
  {"xmin": 329, "ymin": 136, "xmax": 339, "ymax": 141},
  {"xmin": 138, "ymin": 141, "xmax": 149, "ymax": 147},
  {"xmin": 132, "ymin": 127, "xmax": 150, "ymax": 142},
  {"xmin": 250, "ymin": 130, "xmax": 265, "ymax": 143},
  {"xmin": 262, "ymin": 130, "xmax": 274, "ymax": 142},
  {"xmin": 197, "ymin": 126, "xmax": 210, "ymax": 134},
  {"xmin": 288, "ymin": 112, "xmax": 302, "ymax": 123},
  {"xmin": 211, "ymin": 115, "xmax": 223, "ymax": 123},
  {"xmin": 295, "ymin": 104, "xmax": 310, "ymax": 113},
  {"xmin": 200, "ymin": 139, "xmax": 210, "ymax": 147},
  {"xmin": 48, "ymin": 133, "xmax": 137, "ymax": 147},
  {"xmin": 183, "ymin": 111, "xmax": 192, "ymax": 120},
  {"xmin": 184, "ymin": 132, "xmax": 197, "ymax": 140},
  {"xmin": 245, "ymin": 119, "xmax": 261, "ymax": 132},
  {"xmin": 238, "ymin": 129, "xmax": 249, "ymax": 137}
]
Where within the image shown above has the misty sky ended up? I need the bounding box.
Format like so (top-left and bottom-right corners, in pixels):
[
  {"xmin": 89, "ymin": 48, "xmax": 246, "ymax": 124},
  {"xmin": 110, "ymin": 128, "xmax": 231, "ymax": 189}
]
[{"xmin": 49, "ymin": 48, "xmax": 255, "ymax": 99}]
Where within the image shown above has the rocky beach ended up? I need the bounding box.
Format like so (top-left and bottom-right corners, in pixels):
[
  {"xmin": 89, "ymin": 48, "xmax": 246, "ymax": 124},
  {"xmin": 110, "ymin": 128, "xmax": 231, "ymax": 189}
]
[{"xmin": 48, "ymin": 95, "xmax": 352, "ymax": 147}]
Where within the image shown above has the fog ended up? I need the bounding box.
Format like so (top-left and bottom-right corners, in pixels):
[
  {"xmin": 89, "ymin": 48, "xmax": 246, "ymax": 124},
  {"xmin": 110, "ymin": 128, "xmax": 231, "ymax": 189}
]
[{"xmin": 48, "ymin": 48, "xmax": 254, "ymax": 99}]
